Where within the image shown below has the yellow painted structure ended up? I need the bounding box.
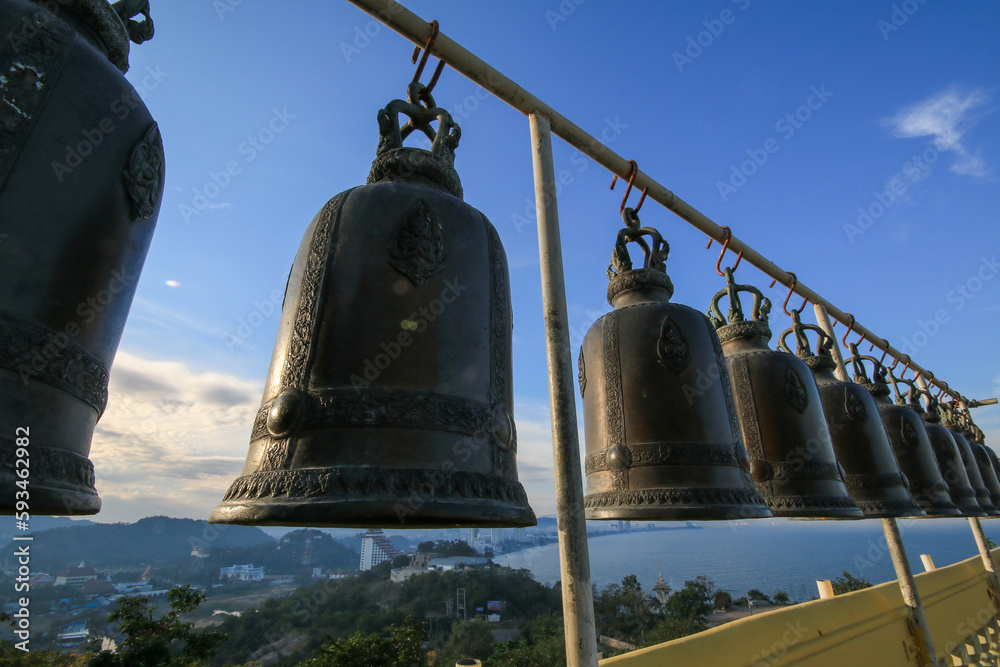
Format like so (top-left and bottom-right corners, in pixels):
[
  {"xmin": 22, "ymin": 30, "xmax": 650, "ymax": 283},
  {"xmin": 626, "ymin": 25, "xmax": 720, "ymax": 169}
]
[{"xmin": 601, "ymin": 550, "xmax": 1000, "ymax": 666}]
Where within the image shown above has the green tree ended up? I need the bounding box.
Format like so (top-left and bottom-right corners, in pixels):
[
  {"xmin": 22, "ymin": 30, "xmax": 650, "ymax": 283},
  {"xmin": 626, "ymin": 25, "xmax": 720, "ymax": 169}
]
[
  {"xmin": 773, "ymin": 590, "xmax": 790, "ymax": 605},
  {"xmin": 298, "ymin": 618, "xmax": 426, "ymax": 667},
  {"xmin": 489, "ymin": 615, "xmax": 565, "ymax": 666},
  {"xmin": 594, "ymin": 575, "xmax": 661, "ymax": 646},
  {"xmin": 746, "ymin": 589, "xmax": 770, "ymax": 602},
  {"xmin": 713, "ymin": 591, "xmax": 732, "ymax": 610},
  {"xmin": 645, "ymin": 576, "xmax": 716, "ymax": 645},
  {"xmin": 831, "ymin": 570, "xmax": 872, "ymax": 595},
  {"xmin": 438, "ymin": 619, "xmax": 495, "ymax": 665},
  {"xmin": 88, "ymin": 585, "xmax": 225, "ymax": 666},
  {"xmin": 391, "ymin": 554, "xmax": 410, "ymax": 568}
]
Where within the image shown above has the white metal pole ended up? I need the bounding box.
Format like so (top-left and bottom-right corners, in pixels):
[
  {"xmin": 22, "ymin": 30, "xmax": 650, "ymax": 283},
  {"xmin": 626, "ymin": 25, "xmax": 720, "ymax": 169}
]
[
  {"xmin": 814, "ymin": 304, "xmax": 939, "ymax": 666},
  {"xmin": 528, "ymin": 111, "xmax": 599, "ymax": 667}
]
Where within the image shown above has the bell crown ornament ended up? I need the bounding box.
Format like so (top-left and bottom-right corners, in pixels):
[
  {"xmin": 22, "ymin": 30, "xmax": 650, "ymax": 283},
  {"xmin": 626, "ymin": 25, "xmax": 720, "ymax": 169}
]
[
  {"xmin": 707, "ymin": 277, "xmax": 861, "ymax": 518},
  {"xmin": 580, "ymin": 212, "xmax": 771, "ymax": 521},
  {"xmin": 780, "ymin": 325, "xmax": 922, "ymax": 517},
  {"xmin": 210, "ymin": 87, "xmax": 535, "ymax": 528}
]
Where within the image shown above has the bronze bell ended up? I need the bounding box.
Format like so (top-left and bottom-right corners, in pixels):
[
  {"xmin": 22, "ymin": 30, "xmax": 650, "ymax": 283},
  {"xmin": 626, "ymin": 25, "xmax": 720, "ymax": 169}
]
[
  {"xmin": 0, "ymin": 0, "xmax": 163, "ymax": 515},
  {"xmin": 779, "ymin": 317, "xmax": 922, "ymax": 518},
  {"xmin": 918, "ymin": 391, "xmax": 987, "ymax": 517},
  {"xmin": 210, "ymin": 88, "xmax": 535, "ymax": 528},
  {"xmin": 940, "ymin": 403, "xmax": 999, "ymax": 515},
  {"xmin": 849, "ymin": 348, "xmax": 959, "ymax": 516},
  {"xmin": 579, "ymin": 218, "xmax": 770, "ymax": 520},
  {"xmin": 708, "ymin": 273, "xmax": 860, "ymax": 518},
  {"xmin": 962, "ymin": 416, "xmax": 1000, "ymax": 514}
]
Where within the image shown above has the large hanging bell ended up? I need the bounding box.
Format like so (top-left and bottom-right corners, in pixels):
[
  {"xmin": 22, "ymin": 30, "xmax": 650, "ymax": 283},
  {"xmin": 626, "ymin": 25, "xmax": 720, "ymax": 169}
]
[
  {"xmin": 919, "ymin": 391, "xmax": 987, "ymax": 517},
  {"xmin": 210, "ymin": 89, "xmax": 534, "ymax": 528},
  {"xmin": 0, "ymin": 0, "xmax": 163, "ymax": 515},
  {"xmin": 708, "ymin": 274, "xmax": 860, "ymax": 518},
  {"xmin": 580, "ymin": 218, "xmax": 770, "ymax": 520},
  {"xmin": 849, "ymin": 349, "xmax": 959, "ymax": 516},
  {"xmin": 962, "ymin": 416, "xmax": 1000, "ymax": 514},
  {"xmin": 782, "ymin": 321, "xmax": 921, "ymax": 517},
  {"xmin": 940, "ymin": 402, "xmax": 999, "ymax": 515}
]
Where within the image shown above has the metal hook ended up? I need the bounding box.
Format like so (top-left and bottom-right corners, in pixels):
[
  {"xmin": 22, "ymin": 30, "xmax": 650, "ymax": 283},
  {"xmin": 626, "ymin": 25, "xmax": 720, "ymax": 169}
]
[
  {"xmin": 898, "ymin": 355, "xmax": 911, "ymax": 379},
  {"xmin": 769, "ymin": 272, "xmax": 808, "ymax": 315},
  {"xmin": 871, "ymin": 338, "xmax": 889, "ymax": 365},
  {"xmin": 839, "ymin": 313, "xmax": 856, "ymax": 347},
  {"xmin": 707, "ymin": 226, "xmax": 744, "ymax": 276},
  {"xmin": 411, "ymin": 20, "xmax": 446, "ymax": 102},
  {"xmin": 610, "ymin": 160, "xmax": 647, "ymax": 215}
]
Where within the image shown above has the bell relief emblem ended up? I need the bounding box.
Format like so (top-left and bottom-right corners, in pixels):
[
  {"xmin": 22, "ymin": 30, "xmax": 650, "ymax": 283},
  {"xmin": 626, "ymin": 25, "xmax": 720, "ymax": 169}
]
[
  {"xmin": 784, "ymin": 367, "xmax": 808, "ymax": 413},
  {"xmin": 578, "ymin": 352, "xmax": 587, "ymax": 397},
  {"xmin": 388, "ymin": 200, "xmax": 445, "ymax": 286},
  {"xmin": 845, "ymin": 390, "xmax": 867, "ymax": 422},
  {"xmin": 901, "ymin": 419, "xmax": 918, "ymax": 448},
  {"xmin": 657, "ymin": 315, "xmax": 691, "ymax": 375}
]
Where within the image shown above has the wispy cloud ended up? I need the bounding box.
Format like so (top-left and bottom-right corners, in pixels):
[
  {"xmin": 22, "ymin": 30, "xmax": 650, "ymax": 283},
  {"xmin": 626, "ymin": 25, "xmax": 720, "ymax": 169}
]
[{"xmin": 885, "ymin": 86, "xmax": 994, "ymax": 179}]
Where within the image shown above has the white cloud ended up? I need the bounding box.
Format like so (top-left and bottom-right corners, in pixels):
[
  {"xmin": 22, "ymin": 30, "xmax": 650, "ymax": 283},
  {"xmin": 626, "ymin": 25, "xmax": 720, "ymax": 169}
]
[
  {"xmin": 88, "ymin": 355, "xmax": 564, "ymax": 523},
  {"xmin": 886, "ymin": 86, "xmax": 994, "ymax": 179},
  {"xmin": 91, "ymin": 351, "xmax": 261, "ymax": 522}
]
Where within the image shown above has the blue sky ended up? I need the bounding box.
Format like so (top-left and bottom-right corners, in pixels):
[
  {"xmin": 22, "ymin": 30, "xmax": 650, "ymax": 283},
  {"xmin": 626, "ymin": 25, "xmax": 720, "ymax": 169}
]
[{"xmin": 84, "ymin": 0, "xmax": 1000, "ymax": 523}]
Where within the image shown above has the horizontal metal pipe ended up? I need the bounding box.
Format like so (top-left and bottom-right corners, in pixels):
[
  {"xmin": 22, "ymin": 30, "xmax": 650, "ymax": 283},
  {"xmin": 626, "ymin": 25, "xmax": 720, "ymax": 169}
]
[{"xmin": 346, "ymin": 0, "xmax": 983, "ymax": 405}]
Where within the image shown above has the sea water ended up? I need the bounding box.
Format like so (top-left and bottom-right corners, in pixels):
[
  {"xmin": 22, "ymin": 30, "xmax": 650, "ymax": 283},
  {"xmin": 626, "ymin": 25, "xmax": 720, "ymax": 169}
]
[{"xmin": 496, "ymin": 518, "xmax": 1000, "ymax": 602}]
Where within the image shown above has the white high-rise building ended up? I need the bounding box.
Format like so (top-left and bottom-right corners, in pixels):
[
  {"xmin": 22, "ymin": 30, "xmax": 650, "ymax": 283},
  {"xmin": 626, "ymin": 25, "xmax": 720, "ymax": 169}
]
[{"xmin": 359, "ymin": 528, "xmax": 402, "ymax": 571}]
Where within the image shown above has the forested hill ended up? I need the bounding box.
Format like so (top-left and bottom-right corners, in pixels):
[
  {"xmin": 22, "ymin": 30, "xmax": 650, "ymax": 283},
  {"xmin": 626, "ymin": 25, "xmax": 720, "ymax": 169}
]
[{"xmin": 0, "ymin": 516, "xmax": 272, "ymax": 573}]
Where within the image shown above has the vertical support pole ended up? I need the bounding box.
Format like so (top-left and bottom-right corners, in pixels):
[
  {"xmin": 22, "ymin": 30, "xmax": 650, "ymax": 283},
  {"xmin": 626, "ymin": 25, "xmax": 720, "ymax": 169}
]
[
  {"xmin": 528, "ymin": 112, "xmax": 599, "ymax": 667},
  {"xmin": 968, "ymin": 516, "xmax": 1000, "ymax": 594},
  {"xmin": 920, "ymin": 554, "xmax": 936, "ymax": 572},
  {"xmin": 882, "ymin": 518, "xmax": 940, "ymax": 666},
  {"xmin": 814, "ymin": 304, "xmax": 939, "ymax": 666},
  {"xmin": 817, "ymin": 580, "xmax": 835, "ymax": 599},
  {"xmin": 813, "ymin": 303, "xmax": 849, "ymax": 383},
  {"xmin": 914, "ymin": 376, "xmax": 1000, "ymax": 594}
]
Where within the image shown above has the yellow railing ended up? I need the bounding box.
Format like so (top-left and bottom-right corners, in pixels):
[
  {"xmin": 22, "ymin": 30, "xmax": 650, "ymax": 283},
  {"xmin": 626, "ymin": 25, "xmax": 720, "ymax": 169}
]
[{"xmin": 601, "ymin": 550, "xmax": 1000, "ymax": 667}]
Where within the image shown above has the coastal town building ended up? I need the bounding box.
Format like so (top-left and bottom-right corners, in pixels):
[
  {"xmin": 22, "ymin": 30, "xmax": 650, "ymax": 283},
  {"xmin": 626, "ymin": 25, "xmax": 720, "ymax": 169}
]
[{"xmin": 359, "ymin": 528, "xmax": 401, "ymax": 571}]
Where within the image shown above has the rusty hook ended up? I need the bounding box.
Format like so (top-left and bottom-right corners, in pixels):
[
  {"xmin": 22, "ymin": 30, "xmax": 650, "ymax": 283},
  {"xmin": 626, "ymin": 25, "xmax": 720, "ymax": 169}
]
[
  {"xmin": 768, "ymin": 272, "xmax": 808, "ymax": 315},
  {"xmin": 610, "ymin": 160, "xmax": 647, "ymax": 214},
  {"xmin": 411, "ymin": 20, "xmax": 446, "ymax": 99},
  {"xmin": 898, "ymin": 355, "xmax": 911, "ymax": 379},
  {"xmin": 839, "ymin": 313, "xmax": 856, "ymax": 347},
  {"xmin": 871, "ymin": 338, "xmax": 889, "ymax": 365},
  {"xmin": 707, "ymin": 226, "xmax": 744, "ymax": 276}
]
